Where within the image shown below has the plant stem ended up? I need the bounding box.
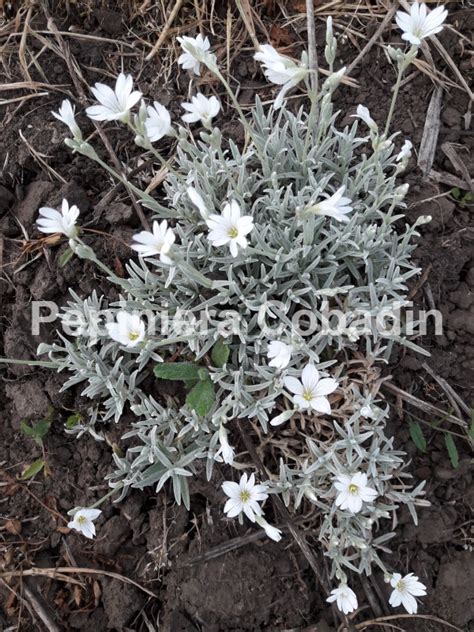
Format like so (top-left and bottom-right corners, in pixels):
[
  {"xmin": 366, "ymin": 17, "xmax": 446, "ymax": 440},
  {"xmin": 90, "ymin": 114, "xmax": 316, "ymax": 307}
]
[
  {"xmin": 213, "ymin": 68, "xmax": 255, "ymax": 141},
  {"xmin": 0, "ymin": 358, "xmax": 59, "ymax": 367},
  {"xmin": 90, "ymin": 153, "xmax": 174, "ymax": 218},
  {"xmin": 305, "ymin": 0, "xmax": 319, "ymax": 96},
  {"xmin": 384, "ymin": 48, "xmax": 417, "ymax": 135},
  {"xmin": 90, "ymin": 486, "xmax": 123, "ymax": 509},
  {"xmin": 384, "ymin": 66, "xmax": 403, "ymax": 136}
]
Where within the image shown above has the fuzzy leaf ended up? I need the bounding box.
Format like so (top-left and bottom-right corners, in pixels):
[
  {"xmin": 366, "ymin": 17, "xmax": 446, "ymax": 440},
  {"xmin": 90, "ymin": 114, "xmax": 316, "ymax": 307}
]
[{"xmin": 186, "ymin": 379, "xmax": 215, "ymax": 417}]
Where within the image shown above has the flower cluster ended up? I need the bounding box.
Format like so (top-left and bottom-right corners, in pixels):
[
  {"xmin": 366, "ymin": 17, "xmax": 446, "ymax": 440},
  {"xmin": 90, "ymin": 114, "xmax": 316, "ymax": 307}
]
[{"xmin": 33, "ymin": 2, "xmax": 450, "ymax": 618}]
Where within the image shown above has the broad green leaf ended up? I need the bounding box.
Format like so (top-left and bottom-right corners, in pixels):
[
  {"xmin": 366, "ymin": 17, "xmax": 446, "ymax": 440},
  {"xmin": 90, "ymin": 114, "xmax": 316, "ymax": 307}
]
[
  {"xmin": 186, "ymin": 379, "xmax": 215, "ymax": 417},
  {"xmin": 408, "ymin": 421, "xmax": 427, "ymax": 453},
  {"xmin": 211, "ymin": 338, "xmax": 230, "ymax": 368},
  {"xmin": 20, "ymin": 459, "xmax": 45, "ymax": 480},
  {"xmin": 20, "ymin": 419, "xmax": 50, "ymax": 445},
  {"xmin": 154, "ymin": 362, "xmax": 203, "ymax": 382},
  {"xmin": 444, "ymin": 434, "xmax": 459, "ymax": 469}
]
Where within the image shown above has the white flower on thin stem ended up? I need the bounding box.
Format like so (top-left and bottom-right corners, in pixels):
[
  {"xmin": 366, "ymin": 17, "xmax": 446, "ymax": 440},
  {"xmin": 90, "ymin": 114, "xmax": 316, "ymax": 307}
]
[
  {"xmin": 267, "ymin": 340, "xmax": 293, "ymax": 370},
  {"xmin": 181, "ymin": 93, "xmax": 221, "ymax": 126},
  {"xmin": 206, "ymin": 200, "xmax": 254, "ymax": 257},
  {"xmin": 396, "ymin": 139, "xmax": 413, "ymax": 162},
  {"xmin": 305, "ymin": 186, "xmax": 353, "ymax": 223},
  {"xmin": 389, "ymin": 573, "xmax": 427, "ymax": 614},
  {"xmin": 217, "ymin": 424, "xmax": 234, "ymax": 464},
  {"xmin": 144, "ymin": 101, "xmax": 172, "ymax": 142},
  {"xmin": 86, "ymin": 73, "xmax": 142, "ymax": 122},
  {"xmin": 106, "ymin": 311, "xmax": 146, "ymax": 348},
  {"xmin": 67, "ymin": 508, "xmax": 102, "ymax": 539},
  {"xmin": 396, "ymin": 3, "xmax": 448, "ymax": 46},
  {"xmin": 334, "ymin": 472, "xmax": 377, "ymax": 514},
  {"xmin": 131, "ymin": 220, "xmax": 175, "ymax": 263},
  {"xmin": 222, "ymin": 473, "xmax": 268, "ymax": 522},
  {"xmin": 187, "ymin": 187, "xmax": 209, "ymax": 219},
  {"xmin": 52, "ymin": 99, "xmax": 82, "ymax": 139},
  {"xmin": 353, "ymin": 104, "xmax": 378, "ymax": 132},
  {"xmin": 254, "ymin": 44, "xmax": 309, "ymax": 109},
  {"xmin": 37, "ymin": 199, "xmax": 80, "ymax": 239},
  {"xmin": 327, "ymin": 584, "xmax": 358, "ymax": 615},
  {"xmin": 255, "ymin": 515, "xmax": 282, "ymax": 542},
  {"xmin": 284, "ymin": 364, "xmax": 338, "ymax": 413},
  {"xmin": 177, "ymin": 33, "xmax": 212, "ymax": 75}
]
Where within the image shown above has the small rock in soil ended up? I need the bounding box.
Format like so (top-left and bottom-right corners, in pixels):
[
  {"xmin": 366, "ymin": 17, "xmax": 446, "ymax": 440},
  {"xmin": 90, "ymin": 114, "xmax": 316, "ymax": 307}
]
[
  {"xmin": 5, "ymin": 378, "xmax": 51, "ymax": 424},
  {"xmin": 11, "ymin": 180, "xmax": 55, "ymax": 228},
  {"xmin": 434, "ymin": 551, "xmax": 474, "ymax": 626},
  {"xmin": 100, "ymin": 577, "xmax": 146, "ymax": 630}
]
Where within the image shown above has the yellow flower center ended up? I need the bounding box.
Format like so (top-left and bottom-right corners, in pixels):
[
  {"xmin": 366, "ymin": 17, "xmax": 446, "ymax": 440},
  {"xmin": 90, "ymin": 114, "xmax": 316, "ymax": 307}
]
[
  {"xmin": 396, "ymin": 579, "xmax": 405, "ymax": 592},
  {"xmin": 348, "ymin": 484, "xmax": 359, "ymax": 494},
  {"xmin": 128, "ymin": 331, "xmax": 140, "ymax": 341},
  {"xmin": 228, "ymin": 226, "xmax": 239, "ymax": 238},
  {"xmin": 303, "ymin": 390, "xmax": 314, "ymax": 401},
  {"xmin": 77, "ymin": 515, "xmax": 87, "ymax": 525},
  {"xmin": 239, "ymin": 490, "xmax": 251, "ymax": 503}
]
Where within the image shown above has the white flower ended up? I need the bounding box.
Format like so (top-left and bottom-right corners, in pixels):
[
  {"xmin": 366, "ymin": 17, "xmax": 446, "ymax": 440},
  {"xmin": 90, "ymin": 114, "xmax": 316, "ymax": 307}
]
[
  {"xmin": 37, "ymin": 199, "xmax": 79, "ymax": 238},
  {"xmin": 396, "ymin": 3, "xmax": 447, "ymax": 46},
  {"xmin": 217, "ymin": 424, "xmax": 234, "ymax": 464},
  {"xmin": 181, "ymin": 93, "xmax": 221, "ymax": 126},
  {"xmin": 267, "ymin": 340, "xmax": 293, "ymax": 369},
  {"xmin": 284, "ymin": 364, "xmax": 338, "ymax": 413},
  {"xmin": 131, "ymin": 220, "xmax": 175, "ymax": 263},
  {"xmin": 222, "ymin": 473, "xmax": 268, "ymax": 522},
  {"xmin": 255, "ymin": 515, "xmax": 282, "ymax": 542},
  {"xmin": 389, "ymin": 573, "xmax": 427, "ymax": 614},
  {"xmin": 306, "ymin": 186, "xmax": 353, "ymax": 223},
  {"xmin": 86, "ymin": 72, "xmax": 142, "ymax": 122},
  {"xmin": 360, "ymin": 404, "xmax": 378, "ymax": 419},
  {"xmin": 396, "ymin": 139, "xmax": 413, "ymax": 161},
  {"xmin": 254, "ymin": 44, "xmax": 309, "ymax": 109},
  {"xmin": 353, "ymin": 104, "xmax": 378, "ymax": 131},
  {"xmin": 206, "ymin": 200, "xmax": 254, "ymax": 257},
  {"xmin": 67, "ymin": 508, "xmax": 102, "ymax": 539},
  {"xmin": 177, "ymin": 33, "xmax": 211, "ymax": 75},
  {"xmin": 334, "ymin": 472, "xmax": 377, "ymax": 514},
  {"xmin": 144, "ymin": 101, "xmax": 172, "ymax": 142},
  {"xmin": 106, "ymin": 311, "xmax": 146, "ymax": 347},
  {"xmin": 187, "ymin": 187, "xmax": 209, "ymax": 219},
  {"xmin": 326, "ymin": 584, "xmax": 358, "ymax": 615},
  {"xmin": 52, "ymin": 99, "xmax": 82, "ymax": 139}
]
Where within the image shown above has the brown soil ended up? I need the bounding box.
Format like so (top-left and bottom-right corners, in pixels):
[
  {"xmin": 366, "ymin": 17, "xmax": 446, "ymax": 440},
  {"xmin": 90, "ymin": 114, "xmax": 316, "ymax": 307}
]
[{"xmin": 0, "ymin": 2, "xmax": 473, "ymax": 631}]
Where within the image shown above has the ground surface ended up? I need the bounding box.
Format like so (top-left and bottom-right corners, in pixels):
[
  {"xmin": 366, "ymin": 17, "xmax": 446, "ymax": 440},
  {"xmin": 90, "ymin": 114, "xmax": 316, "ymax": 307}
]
[{"xmin": 0, "ymin": 1, "xmax": 473, "ymax": 631}]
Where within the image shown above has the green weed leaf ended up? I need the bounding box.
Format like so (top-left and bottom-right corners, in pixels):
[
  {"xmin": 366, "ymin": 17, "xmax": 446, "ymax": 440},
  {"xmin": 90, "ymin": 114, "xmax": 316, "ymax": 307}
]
[
  {"xmin": 186, "ymin": 379, "xmax": 215, "ymax": 417},
  {"xmin": 444, "ymin": 434, "xmax": 459, "ymax": 469},
  {"xmin": 20, "ymin": 459, "xmax": 45, "ymax": 480},
  {"xmin": 409, "ymin": 421, "xmax": 427, "ymax": 453},
  {"xmin": 154, "ymin": 363, "xmax": 204, "ymax": 382},
  {"xmin": 211, "ymin": 338, "xmax": 230, "ymax": 367}
]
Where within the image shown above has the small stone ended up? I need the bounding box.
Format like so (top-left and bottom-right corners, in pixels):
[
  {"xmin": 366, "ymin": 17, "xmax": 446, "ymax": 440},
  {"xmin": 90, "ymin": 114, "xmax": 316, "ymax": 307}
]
[
  {"xmin": 441, "ymin": 106, "xmax": 461, "ymax": 128},
  {"xmin": 449, "ymin": 283, "xmax": 473, "ymax": 309}
]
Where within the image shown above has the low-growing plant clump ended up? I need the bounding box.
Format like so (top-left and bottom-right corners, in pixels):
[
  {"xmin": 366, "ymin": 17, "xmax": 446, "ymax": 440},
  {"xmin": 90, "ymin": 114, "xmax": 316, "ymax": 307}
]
[{"xmin": 4, "ymin": 2, "xmax": 450, "ymax": 618}]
